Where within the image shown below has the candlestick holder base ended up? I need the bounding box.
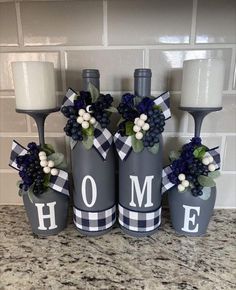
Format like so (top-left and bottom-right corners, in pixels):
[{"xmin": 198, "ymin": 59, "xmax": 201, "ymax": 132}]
[
  {"xmin": 179, "ymin": 107, "xmax": 222, "ymax": 137},
  {"xmin": 16, "ymin": 108, "xmax": 60, "ymax": 146}
]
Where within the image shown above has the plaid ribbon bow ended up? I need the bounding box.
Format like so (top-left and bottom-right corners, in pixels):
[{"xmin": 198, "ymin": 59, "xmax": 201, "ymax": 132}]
[
  {"xmin": 161, "ymin": 147, "xmax": 221, "ymax": 194},
  {"xmin": 114, "ymin": 91, "xmax": 171, "ymax": 161},
  {"xmin": 9, "ymin": 140, "xmax": 69, "ymax": 197},
  {"xmin": 62, "ymin": 88, "xmax": 113, "ymax": 160}
]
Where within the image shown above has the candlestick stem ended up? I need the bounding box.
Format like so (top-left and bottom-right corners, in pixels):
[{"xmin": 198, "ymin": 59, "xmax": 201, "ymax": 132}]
[
  {"xmin": 179, "ymin": 107, "xmax": 222, "ymax": 137},
  {"xmin": 16, "ymin": 108, "xmax": 60, "ymax": 146}
]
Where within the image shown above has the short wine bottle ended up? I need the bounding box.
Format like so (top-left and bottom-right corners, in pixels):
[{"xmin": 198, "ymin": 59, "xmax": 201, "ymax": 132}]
[
  {"xmin": 72, "ymin": 69, "xmax": 116, "ymax": 236},
  {"xmin": 118, "ymin": 68, "xmax": 163, "ymax": 237}
]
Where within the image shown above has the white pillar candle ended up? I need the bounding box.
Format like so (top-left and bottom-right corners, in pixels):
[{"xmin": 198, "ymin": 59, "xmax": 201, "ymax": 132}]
[
  {"xmin": 181, "ymin": 59, "xmax": 225, "ymax": 108},
  {"xmin": 12, "ymin": 61, "xmax": 57, "ymax": 110}
]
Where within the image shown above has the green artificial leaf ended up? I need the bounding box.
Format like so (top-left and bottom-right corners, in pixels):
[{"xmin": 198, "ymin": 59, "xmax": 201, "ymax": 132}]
[
  {"xmin": 18, "ymin": 188, "xmax": 23, "ymax": 197},
  {"xmin": 27, "ymin": 184, "xmax": 35, "ymax": 203},
  {"xmin": 48, "ymin": 153, "xmax": 65, "ymax": 167},
  {"xmin": 125, "ymin": 121, "xmax": 135, "ymax": 136},
  {"xmin": 117, "ymin": 117, "xmax": 125, "ymax": 126},
  {"xmin": 42, "ymin": 143, "xmax": 55, "ymax": 155},
  {"xmin": 148, "ymin": 143, "xmax": 159, "ymax": 154},
  {"xmin": 131, "ymin": 135, "xmax": 144, "ymax": 153},
  {"xmin": 105, "ymin": 106, "xmax": 118, "ymax": 113},
  {"xmin": 153, "ymin": 105, "xmax": 162, "ymax": 111},
  {"xmin": 198, "ymin": 175, "xmax": 216, "ymax": 188},
  {"xmin": 83, "ymin": 125, "xmax": 94, "ymax": 137},
  {"xmin": 88, "ymin": 82, "xmax": 99, "ymax": 102},
  {"xmin": 169, "ymin": 150, "xmax": 180, "ymax": 161},
  {"xmin": 199, "ymin": 187, "xmax": 211, "ymax": 200},
  {"xmin": 16, "ymin": 180, "xmax": 22, "ymax": 187},
  {"xmin": 43, "ymin": 173, "xmax": 51, "ymax": 188},
  {"xmin": 56, "ymin": 160, "xmax": 67, "ymax": 170},
  {"xmin": 208, "ymin": 170, "xmax": 220, "ymax": 179},
  {"xmin": 193, "ymin": 145, "xmax": 207, "ymax": 159},
  {"xmin": 82, "ymin": 135, "xmax": 94, "ymax": 150}
]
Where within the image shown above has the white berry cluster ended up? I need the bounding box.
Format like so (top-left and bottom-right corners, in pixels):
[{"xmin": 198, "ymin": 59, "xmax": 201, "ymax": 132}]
[
  {"xmin": 177, "ymin": 174, "xmax": 190, "ymax": 192},
  {"xmin": 77, "ymin": 106, "xmax": 96, "ymax": 129},
  {"xmin": 202, "ymin": 154, "xmax": 216, "ymax": 172},
  {"xmin": 133, "ymin": 114, "xmax": 150, "ymax": 140},
  {"xmin": 38, "ymin": 151, "xmax": 58, "ymax": 176}
]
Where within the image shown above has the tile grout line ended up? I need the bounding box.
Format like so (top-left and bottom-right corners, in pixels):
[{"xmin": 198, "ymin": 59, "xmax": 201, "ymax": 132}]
[
  {"xmin": 15, "ymin": 1, "xmax": 24, "ymax": 47},
  {"xmin": 26, "ymin": 115, "xmax": 32, "ymax": 133},
  {"xmin": 59, "ymin": 50, "xmax": 67, "ymax": 93},
  {"xmin": 1, "ymin": 44, "xmax": 236, "ymax": 52},
  {"xmin": 190, "ymin": 0, "xmax": 198, "ymax": 45},
  {"xmin": 228, "ymin": 46, "xmax": 236, "ymax": 90},
  {"xmin": 102, "ymin": 0, "xmax": 108, "ymax": 47},
  {"xmin": 220, "ymin": 135, "xmax": 227, "ymax": 170},
  {"xmin": 144, "ymin": 48, "xmax": 149, "ymax": 68}
]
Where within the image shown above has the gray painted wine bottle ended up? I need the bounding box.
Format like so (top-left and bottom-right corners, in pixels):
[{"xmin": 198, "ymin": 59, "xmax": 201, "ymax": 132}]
[
  {"xmin": 72, "ymin": 69, "xmax": 116, "ymax": 236},
  {"xmin": 118, "ymin": 69, "xmax": 163, "ymax": 237}
]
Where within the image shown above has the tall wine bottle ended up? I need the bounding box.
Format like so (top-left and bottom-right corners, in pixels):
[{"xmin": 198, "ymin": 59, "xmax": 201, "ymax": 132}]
[
  {"xmin": 118, "ymin": 68, "xmax": 163, "ymax": 237},
  {"xmin": 72, "ymin": 69, "xmax": 116, "ymax": 236}
]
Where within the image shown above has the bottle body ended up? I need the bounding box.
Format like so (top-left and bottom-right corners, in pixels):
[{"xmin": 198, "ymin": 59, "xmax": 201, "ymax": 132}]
[
  {"xmin": 118, "ymin": 69, "xmax": 163, "ymax": 237},
  {"xmin": 72, "ymin": 69, "xmax": 116, "ymax": 236}
]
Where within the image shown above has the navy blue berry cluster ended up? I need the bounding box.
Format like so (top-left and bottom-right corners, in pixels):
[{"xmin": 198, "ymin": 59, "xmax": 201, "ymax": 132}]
[
  {"xmin": 61, "ymin": 91, "xmax": 113, "ymax": 141},
  {"xmin": 117, "ymin": 93, "xmax": 165, "ymax": 147},
  {"xmin": 16, "ymin": 142, "xmax": 45, "ymax": 195},
  {"xmin": 169, "ymin": 137, "xmax": 211, "ymax": 196}
]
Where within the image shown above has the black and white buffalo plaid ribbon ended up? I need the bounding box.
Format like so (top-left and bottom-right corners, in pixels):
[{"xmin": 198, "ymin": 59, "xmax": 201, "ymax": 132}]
[
  {"xmin": 62, "ymin": 88, "xmax": 113, "ymax": 160},
  {"xmin": 9, "ymin": 140, "xmax": 69, "ymax": 197},
  {"xmin": 153, "ymin": 91, "xmax": 171, "ymax": 120},
  {"xmin": 73, "ymin": 205, "xmax": 116, "ymax": 232},
  {"xmin": 114, "ymin": 92, "xmax": 171, "ymax": 160},
  {"xmin": 118, "ymin": 204, "xmax": 161, "ymax": 232},
  {"xmin": 161, "ymin": 147, "xmax": 221, "ymax": 194}
]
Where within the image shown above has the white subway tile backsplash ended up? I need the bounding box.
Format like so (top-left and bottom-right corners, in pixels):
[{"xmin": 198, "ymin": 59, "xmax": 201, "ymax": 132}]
[
  {"xmin": 0, "ymin": 98, "xmax": 27, "ymax": 132},
  {"xmin": 0, "ymin": 52, "xmax": 61, "ymax": 91},
  {"xmin": 0, "ymin": 2, "xmax": 18, "ymax": 46},
  {"xmin": 223, "ymin": 136, "xmax": 236, "ymax": 171},
  {"xmin": 164, "ymin": 94, "xmax": 187, "ymax": 133},
  {"xmin": 20, "ymin": 1, "xmax": 103, "ymax": 46},
  {"xmin": 30, "ymin": 111, "xmax": 66, "ymax": 133},
  {"xmin": 66, "ymin": 50, "xmax": 144, "ymax": 91},
  {"xmin": 188, "ymin": 95, "xmax": 236, "ymax": 133},
  {"xmin": 196, "ymin": 0, "xmax": 236, "ymax": 44},
  {"xmin": 149, "ymin": 49, "xmax": 232, "ymax": 91},
  {"xmin": 215, "ymin": 174, "xmax": 236, "ymax": 207},
  {"xmin": 107, "ymin": 0, "xmax": 192, "ymax": 45},
  {"xmin": 0, "ymin": 0, "xmax": 235, "ymax": 206}
]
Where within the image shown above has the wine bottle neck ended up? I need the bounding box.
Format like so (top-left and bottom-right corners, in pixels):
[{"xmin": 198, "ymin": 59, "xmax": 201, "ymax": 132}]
[
  {"xmin": 82, "ymin": 69, "xmax": 100, "ymax": 92},
  {"xmin": 134, "ymin": 68, "xmax": 152, "ymax": 98}
]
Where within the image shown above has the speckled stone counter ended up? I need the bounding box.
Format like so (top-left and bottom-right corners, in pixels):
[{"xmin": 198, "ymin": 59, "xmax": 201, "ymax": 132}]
[{"xmin": 0, "ymin": 206, "xmax": 235, "ymax": 290}]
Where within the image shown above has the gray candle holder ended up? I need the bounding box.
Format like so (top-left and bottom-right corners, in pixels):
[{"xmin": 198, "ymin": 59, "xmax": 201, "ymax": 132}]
[
  {"xmin": 15, "ymin": 107, "xmax": 69, "ymax": 237},
  {"xmin": 168, "ymin": 106, "xmax": 222, "ymax": 236},
  {"xmin": 16, "ymin": 108, "xmax": 60, "ymax": 146},
  {"xmin": 179, "ymin": 107, "xmax": 222, "ymax": 137}
]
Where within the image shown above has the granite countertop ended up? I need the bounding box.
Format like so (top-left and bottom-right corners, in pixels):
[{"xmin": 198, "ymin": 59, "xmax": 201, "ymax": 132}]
[{"xmin": 0, "ymin": 206, "xmax": 235, "ymax": 290}]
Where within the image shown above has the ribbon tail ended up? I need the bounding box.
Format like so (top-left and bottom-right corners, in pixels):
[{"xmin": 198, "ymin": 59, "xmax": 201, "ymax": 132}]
[
  {"xmin": 93, "ymin": 124, "xmax": 113, "ymax": 160},
  {"xmin": 154, "ymin": 91, "xmax": 171, "ymax": 120},
  {"xmin": 49, "ymin": 169, "xmax": 70, "ymax": 197},
  {"xmin": 114, "ymin": 132, "xmax": 132, "ymax": 161},
  {"xmin": 61, "ymin": 88, "xmax": 78, "ymax": 107},
  {"xmin": 9, "ymin": 140, "xmax": 28, "ymax": 170},
  {"xmin": 161, "ymin": 166, "xmax": 175, "ymax": 194},
  {"xmin": 206, "ymin": 147, "xmax": 221, "ymax": 170}
]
